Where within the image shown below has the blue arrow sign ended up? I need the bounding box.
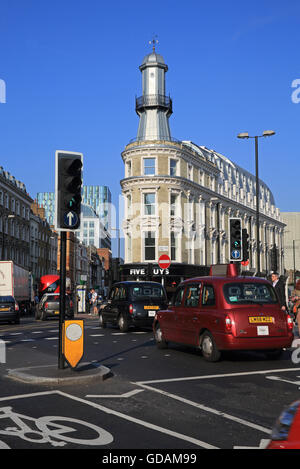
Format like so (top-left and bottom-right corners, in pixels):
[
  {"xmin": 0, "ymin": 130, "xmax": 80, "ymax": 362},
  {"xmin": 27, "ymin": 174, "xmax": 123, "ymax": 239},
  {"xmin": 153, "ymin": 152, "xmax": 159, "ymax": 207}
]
[
  {"xmin": 64, "ymin": 211, "xmax": 78, "ymax": 228},
  {"xmin": 231, "ymin": 250, "xmax": 241, "ymax": 259}
]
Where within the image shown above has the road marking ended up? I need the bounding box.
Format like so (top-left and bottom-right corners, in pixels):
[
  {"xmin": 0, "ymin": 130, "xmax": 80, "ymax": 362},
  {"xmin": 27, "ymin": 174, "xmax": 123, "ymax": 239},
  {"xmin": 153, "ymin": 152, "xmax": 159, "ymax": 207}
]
[
  {"xmin": 56, "ymin": 390, "xmax": 218, "ymax": 449},
  {"xmin": 135, "ymin": 383, "xmax": 270, "ymax": 435},
  {"xmin": 90, "ymin": 334, "xmax": 104, "ymax": 337},
  {"xmin": 86, "ymin": 389, "xmax": 144, "ymax": 399},
  {"xmin": 44, "ymin": 337, "xmax": 58, "ymax": 341},
  {"xmin": 266, "ymin": 375, "xmax": 300, "ymax": 387},
  {"xmin": 0, "ymin": 390, "xmax": 217, "ymax": 449},
  {"xmin": 136, "ymin": 367, "xmax": 300, "ymax": 385}
]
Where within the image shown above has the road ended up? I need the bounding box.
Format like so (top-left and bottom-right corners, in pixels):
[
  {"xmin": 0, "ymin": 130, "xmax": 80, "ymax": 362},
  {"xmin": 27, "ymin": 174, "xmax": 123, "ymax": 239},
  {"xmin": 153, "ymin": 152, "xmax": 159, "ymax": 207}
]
[{"xmin": 0, "ymin": 315, "xmax": 300, "ymax": 454}]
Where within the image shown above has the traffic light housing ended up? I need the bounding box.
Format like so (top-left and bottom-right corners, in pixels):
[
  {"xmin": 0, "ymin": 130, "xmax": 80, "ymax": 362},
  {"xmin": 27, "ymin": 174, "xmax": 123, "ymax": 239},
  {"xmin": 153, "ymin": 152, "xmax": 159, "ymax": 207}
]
[
  {"xmin": 242, "ymin": 229, "xmax": 250, "ymax": 262},
  {"xmin": 55, "ymin": 151, "xmax": 83, "ymax": 231},
  {"xmin": 229, "ymin": 218, "xmax": 242, "ymax": 261}
]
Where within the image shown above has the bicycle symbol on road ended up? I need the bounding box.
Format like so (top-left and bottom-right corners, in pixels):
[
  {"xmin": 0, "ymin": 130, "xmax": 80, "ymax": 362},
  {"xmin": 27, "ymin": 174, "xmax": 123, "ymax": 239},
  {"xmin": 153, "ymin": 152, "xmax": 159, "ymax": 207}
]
[{"xmin": 0, "ymin": 406, "xmax": 113, "ymax": 448}]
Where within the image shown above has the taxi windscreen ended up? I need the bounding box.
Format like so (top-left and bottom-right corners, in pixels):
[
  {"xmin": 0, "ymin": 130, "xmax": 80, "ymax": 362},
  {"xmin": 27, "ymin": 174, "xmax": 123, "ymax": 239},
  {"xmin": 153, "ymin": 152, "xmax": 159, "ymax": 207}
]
[{"xmin": 223, "ymin": 282, "xmax": 278, "ymax": 305}]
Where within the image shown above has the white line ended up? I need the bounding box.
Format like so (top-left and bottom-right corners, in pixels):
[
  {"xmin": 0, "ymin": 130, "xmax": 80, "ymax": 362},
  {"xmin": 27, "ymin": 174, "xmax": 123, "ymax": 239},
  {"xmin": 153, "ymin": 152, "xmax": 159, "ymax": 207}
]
[
  {"xmin": 0, "ymin": 390, "xmax": 58, "ymax": 402},
  {"xmin": 44, "ymin": 337, "xmax": 58, "ymax": 340},
  {"xmin": 136, "ymin": 367, "xmax": 300, "ymax": 385},
  {"xmin": 56, "ymin": 390, "xmax": 218, "ymax": 449},
  {"xmin": 86, "ymin": 389, "xmax": 144, "ymax": 399},
  {"xmin": 90, "ymin": 334, "xmax": 104, "ymax": 337},
  {"xmin": 136, "ymin": 383, "xmax": 270, "ymax": 435}
]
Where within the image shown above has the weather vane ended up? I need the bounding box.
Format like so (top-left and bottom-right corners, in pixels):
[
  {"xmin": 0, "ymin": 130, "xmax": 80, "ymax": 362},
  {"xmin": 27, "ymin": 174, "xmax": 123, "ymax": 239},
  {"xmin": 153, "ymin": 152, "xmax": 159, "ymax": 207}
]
[{"xmin": 149, "ymin": 35, "xmax": 158, "ymax": 52}]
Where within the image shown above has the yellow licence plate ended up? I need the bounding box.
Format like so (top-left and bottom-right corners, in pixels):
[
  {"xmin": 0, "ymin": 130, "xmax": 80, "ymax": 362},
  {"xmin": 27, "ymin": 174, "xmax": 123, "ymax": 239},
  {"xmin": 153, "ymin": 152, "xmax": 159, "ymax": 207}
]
[
  {"xmin": 0, "ymin": 308, "xmax": 10, "ymax": 311},
  {"xmin": 55, "ymin": 311, "xmax": 59, "ymax": 315},
  {"xmin": 144, "ymin": 306, "xmax": 159, "ymax": 310},
  {"xmin": 249, "ymin": 316, "xmax": 274, "ymax": 324}
]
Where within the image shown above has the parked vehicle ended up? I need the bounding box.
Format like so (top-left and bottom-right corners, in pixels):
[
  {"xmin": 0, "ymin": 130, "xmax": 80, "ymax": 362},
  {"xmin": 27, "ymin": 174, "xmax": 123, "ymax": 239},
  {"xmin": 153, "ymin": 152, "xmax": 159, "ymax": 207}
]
[
  {"xmin": 35, "ymin": 293, "xmax": 74, "ymax": 321},
  {"xmin": 99, "ymin": 281, "xmax": 168, "ymax": 332},
  {"xmin": 266, "ymin": 400, "xmax": 300, "ymax": 449},
  {"xmin": 153, "ymin": 265, "xmax": 294, "ymax": 362},
  {"xmin": 0, "ymin": 295, "xmax": 20, "ymax": 324},
  {"xmin": 0, "ymin": 261, "xmax": 33, "ymax": 314}
]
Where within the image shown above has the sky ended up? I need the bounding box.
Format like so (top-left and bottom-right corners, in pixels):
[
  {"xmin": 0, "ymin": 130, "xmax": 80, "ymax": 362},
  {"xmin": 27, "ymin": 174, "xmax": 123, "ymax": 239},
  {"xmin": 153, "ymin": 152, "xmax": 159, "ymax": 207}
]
[{"xmin": 0, "ymin": 0, "xmax": 300, "ymax": 254}]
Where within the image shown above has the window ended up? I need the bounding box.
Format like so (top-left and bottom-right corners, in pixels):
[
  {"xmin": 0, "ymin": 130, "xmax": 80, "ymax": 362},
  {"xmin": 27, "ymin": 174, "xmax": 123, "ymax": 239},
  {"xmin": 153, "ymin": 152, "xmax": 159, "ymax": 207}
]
[
  {"xmin": 144, "ymin": 193, "xmax": 155, "ymax": 216},
  {"xmin": 170, "ymin": 159, "xmax": 178, "ymax": 177},
  {"xmin": 170, "ymin": 194, "xmax": 179, "ymax": 217},
  {"xmin": 223, "ymin": 282, "xmax": 277, "ymax": 305},
  {"xmin": 126, "ymin": 160, "xmax": 132, "ymax": 177},
  {"xmin": 185, "ymin": 284, "xmax": 201, "ymax": 307},
  {"xmin": 173, "ymin": 286, "xmax": 185, "ymax": 306},
  {"xmin": 144, "ymin": 231, "xmax": 155, "ymax": 261},
  {"xmin": 171, "ymin": 231, "xmax": 177, "ymax": 261},
  {"xmin": 188, "ymin": 164, "xmax": 193, "ymax": 180},
  {"xmin": 202, "ymin": 285, "xmax": 215, "ymax": 306},
  {"xmin": 144, "ymin": 158, "xmax": 156, "ymax": 175}
]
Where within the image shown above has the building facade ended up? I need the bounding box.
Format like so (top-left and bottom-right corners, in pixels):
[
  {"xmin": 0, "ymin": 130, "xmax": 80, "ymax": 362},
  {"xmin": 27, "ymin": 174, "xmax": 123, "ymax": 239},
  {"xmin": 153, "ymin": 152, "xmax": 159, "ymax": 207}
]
[
  {"xmin": 120, "ymin": 48, "xmax": 285, "ymax": 292},
  {"xmin": 0, "ymin": 167, "xmax": 33, "ymax": 269},
  {"xmin": 281, "ymin": 212, "xmax": 300, "ymax": 285}
]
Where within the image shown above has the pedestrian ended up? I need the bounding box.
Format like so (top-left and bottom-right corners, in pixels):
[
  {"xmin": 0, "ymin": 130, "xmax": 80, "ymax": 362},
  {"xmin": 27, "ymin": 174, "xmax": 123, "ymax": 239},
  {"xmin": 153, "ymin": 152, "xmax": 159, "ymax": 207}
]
[
  {"xmin": 271, "ymin": 271, "xmax": 287, "ymax": 312},
  {"xmin": 90, "ymin": 288, "xmax": 98, "ymax": 316}
]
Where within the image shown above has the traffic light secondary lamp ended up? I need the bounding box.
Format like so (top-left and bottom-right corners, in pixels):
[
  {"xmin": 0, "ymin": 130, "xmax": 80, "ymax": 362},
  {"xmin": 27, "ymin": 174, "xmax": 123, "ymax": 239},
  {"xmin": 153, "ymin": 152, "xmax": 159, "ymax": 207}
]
[
  {"xmin": 55, "ymin": 151, "xmax": 83, "ymax": 231},
  {"xmin": 229, "ymin": 218, "xmax": 242, "ymax": 261},
  {"xmin": 242, "ymin": 228, "xmax": 250, "ymax": 262}
]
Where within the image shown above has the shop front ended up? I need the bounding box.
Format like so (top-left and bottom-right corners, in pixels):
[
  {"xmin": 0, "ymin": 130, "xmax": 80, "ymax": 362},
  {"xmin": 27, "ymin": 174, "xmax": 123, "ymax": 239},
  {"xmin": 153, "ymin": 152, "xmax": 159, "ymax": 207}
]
[{"xmin": 120, "ymin": 263, "xmax": 210, "ymax": 300}]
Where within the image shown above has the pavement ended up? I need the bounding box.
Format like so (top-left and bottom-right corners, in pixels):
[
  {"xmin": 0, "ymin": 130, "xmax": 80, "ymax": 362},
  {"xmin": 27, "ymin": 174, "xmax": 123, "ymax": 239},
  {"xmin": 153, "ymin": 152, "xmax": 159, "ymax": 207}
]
[{"xmin": 6, "ymin": 311, "xmax": 111, "ymax": 385}]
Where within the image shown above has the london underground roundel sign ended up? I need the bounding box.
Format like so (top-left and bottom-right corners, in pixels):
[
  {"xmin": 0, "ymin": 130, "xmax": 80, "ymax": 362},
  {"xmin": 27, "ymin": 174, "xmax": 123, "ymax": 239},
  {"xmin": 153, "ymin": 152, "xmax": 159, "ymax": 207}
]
[{"xmin": 158, "ymin": 254, "xmax": 171, "ymax": 270}]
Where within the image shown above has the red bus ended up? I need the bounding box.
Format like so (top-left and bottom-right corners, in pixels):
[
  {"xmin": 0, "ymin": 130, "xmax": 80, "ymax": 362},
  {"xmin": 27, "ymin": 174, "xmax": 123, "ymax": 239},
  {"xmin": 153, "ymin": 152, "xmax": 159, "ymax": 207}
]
[{"xmin": 38, "ymin": 275, "xmax": 60, "ymax": 299}]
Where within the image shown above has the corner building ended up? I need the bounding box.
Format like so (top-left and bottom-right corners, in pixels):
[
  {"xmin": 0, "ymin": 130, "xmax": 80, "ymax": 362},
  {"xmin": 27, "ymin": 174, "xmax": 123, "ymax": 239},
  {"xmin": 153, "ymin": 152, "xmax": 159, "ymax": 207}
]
[{"xmin": 120, "ymin": 48, "xmax": 285, "ymax": 292}]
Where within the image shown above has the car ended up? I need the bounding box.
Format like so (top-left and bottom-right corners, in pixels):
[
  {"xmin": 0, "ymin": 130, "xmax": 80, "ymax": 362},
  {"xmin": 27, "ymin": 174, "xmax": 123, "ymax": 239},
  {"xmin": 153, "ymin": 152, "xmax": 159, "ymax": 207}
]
[
  {"xmin": 266, "ymin": 400, "xmax": 300, "ymax": 449},
  {"xmin": 99, "ymin": 281, "xmax": 168, "ymax": 332},
  {"xmin": 35, "ymin": 293, "xmax": 74, "ymax": 321},
  {"xmin": 153, "ymin": 265, "xmax": 294, "ymax": 362},
  {"xmin": 0, "ymin": 295, "xmax": 20, "ymax": 324}
]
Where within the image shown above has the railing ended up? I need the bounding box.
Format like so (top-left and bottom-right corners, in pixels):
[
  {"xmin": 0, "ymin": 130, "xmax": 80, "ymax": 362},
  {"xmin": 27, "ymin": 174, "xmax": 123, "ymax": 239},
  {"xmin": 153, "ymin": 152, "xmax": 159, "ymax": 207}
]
[{"xmin": 135, "ymin": 94, "xmax": 173, "ymax": 113}]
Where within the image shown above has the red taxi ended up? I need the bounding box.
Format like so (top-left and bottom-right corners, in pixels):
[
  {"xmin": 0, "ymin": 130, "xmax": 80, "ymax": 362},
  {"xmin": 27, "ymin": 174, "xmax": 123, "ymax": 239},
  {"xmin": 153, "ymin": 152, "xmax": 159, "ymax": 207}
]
[{"xmin": 153, "ymin": 265, "xmax": 294, "ymax": 361}]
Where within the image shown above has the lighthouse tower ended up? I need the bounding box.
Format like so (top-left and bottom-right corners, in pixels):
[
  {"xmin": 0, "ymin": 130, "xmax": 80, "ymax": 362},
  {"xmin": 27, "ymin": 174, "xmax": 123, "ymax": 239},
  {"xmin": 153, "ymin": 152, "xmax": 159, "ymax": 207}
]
[{"xmin": 136, "ymin": 41, "xmax": 172, "ymax": 141}]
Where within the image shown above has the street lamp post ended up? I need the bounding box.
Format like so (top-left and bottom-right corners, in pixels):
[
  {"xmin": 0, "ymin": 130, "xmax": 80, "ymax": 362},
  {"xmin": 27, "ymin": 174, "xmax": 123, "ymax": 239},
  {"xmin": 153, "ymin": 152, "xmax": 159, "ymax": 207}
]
[{"xmin": 237, "ymin": 130, "xmax": 275, "ymax": 275}]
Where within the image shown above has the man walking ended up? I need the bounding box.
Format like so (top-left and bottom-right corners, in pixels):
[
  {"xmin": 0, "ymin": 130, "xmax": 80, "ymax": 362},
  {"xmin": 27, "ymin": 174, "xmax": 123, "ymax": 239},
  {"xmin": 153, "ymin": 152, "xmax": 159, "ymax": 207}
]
[{"xmin": 271, "ymin": 272, "xmax": 287, "ymax": 311}]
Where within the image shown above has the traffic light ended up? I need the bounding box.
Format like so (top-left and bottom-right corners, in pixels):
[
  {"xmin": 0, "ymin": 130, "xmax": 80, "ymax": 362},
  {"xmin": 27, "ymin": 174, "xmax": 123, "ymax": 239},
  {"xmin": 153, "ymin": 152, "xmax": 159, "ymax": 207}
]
[
  {"xmin": 242, "ymin": 229, "xmax": 250, "ymax": 262},
  {"xmin": 229, "ymin": 218, "xmax": 242, "ymax": 261},
  {"xmin": 55, "ymin": 151, "xmax": 83, "ymax": 231}
]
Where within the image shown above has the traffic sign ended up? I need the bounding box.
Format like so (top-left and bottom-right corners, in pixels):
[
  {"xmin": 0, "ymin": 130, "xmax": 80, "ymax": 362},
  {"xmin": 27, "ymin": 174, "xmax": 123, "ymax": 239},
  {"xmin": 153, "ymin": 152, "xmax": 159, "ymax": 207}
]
[
  {"xmin": 62, "ymin": 320, "xmax": 84, "ymax": 369},
  {"xmin": 158, "ymin": 254, "xmax": 171, "ymax": 270},
  {"xmin": 63, "ymin": 211, "xmax": 79, "ymax": 228},
  {"xmin": 231, "ymin": 250, "xmax": 241, "ymax": 259}
]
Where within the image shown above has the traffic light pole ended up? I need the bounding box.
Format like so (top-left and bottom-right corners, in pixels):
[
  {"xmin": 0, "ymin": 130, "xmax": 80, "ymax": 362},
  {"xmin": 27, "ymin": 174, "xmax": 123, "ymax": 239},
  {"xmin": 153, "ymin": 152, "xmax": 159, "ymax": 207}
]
[
  {"xmin": 58, "ymin": 231, "xmax": 67, "ymax": 369},
  {"xmin": 255, "ymin": 136, "xmax": 260, "ymax": 275}
]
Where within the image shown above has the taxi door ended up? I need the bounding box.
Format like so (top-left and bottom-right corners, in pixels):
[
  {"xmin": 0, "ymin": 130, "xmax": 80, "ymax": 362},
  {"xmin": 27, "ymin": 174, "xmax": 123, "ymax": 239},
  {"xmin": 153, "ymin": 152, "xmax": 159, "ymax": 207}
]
[
  {"xmin": 177, "ymin": 283, "xmax": 202, "ymax": 345},
  {"xmin": 161, "ymin": 286, "xmax": 185, "ymax": 342}
]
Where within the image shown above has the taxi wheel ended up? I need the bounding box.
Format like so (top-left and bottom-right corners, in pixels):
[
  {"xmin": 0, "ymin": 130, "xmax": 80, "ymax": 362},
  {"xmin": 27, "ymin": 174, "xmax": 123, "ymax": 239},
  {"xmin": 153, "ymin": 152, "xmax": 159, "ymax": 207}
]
[
  {"xmin": 155, "ymin": 323, "xmax": 168, "ymax": 349},
  {"xmin": 201, "ymin": 331, "xmax": 221, "ymax": 362},
  {"xmin": 118, "ymin": 314, "xmax": 129, "ymax": 332},
  {"xmin": 99, "ymin": 313, "xmax": 107, "ymax": 329}
]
